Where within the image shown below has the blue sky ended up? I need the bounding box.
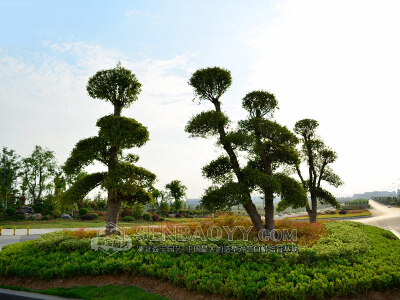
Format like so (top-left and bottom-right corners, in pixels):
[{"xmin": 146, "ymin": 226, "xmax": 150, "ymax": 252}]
[
  {"xmin": 0, "ymin": 1, "xmax": 277, "ymax": 65},
  {"xmin": 1, "ymin": 0, "xmax": 400, "ymax": 198}
]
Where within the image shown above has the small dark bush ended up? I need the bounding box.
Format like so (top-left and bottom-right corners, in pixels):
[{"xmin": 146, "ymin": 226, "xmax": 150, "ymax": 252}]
[
  {"xmin": 143, "ymin": 213, "xmax": 151, "ymax": 221},
  {"xmin": 120, "ymin": 208, "xmax": 132, "ymax": 218},
  {"xmin": 122, "ymin": 216, "xmax": 134, "ymax": 222},
  {"xmin": 43, "ymin": 215, "xmax": 51, "ymax": 220},
  {"xmin": 51, "ymin": 210, "xmax": 61, "ymax": 218},
  {"xmin": 152, "ymin": 214, "xmax": 160, "ymax": 222},
  {"xmin": 79, "ymin": 208, "xmax": 89, "ymax": 216},
  {"xmin": 339, "ymin": 209, "xmax": 347, "ymax": 215},
  {"xmin": 6, "ymin": 207, "xmax": 16, "ymax": 216},
  {"xmin": 159, "ymin": 217, "xmax": 165, "ymax": 222},
  {"xmin": 90, "ymin": 213, "xmax": 98, "ymax": 219},
  {"xmin": 381, "ymin": 230, "xmax": 397, "ymax": 240},
  {"xmin": 175, "ymin": 213, "xmax": 182, "ymax": 218},
  {"xmin": 81, "ymin": 214, "xmax": 94, "ymax": 220},
  {"xmin": 16, "ymin": 214, "xmax": 25, "ymax": 220}
]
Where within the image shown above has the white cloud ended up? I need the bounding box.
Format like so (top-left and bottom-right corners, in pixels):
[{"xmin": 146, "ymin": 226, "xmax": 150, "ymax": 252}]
[
  {"xmin": 0, "ymin": 43, "xmax": 213, "ymax": 198},
  {"xmin": 245, "ymin": 0, "xmax": 400, "ymax": 196},
  {"xmin": 125, "ymin": 9, "xmax": 136, "ymax": 17}
]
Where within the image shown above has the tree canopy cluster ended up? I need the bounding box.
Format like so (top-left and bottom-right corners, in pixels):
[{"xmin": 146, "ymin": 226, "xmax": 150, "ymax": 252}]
[
  {"xmin": 62, "ymin": 63, "xmax": 156, "ymax": 232},
  {"xmin": 186, "ymin": 67, "xmax": 342, "ymax": 227}
]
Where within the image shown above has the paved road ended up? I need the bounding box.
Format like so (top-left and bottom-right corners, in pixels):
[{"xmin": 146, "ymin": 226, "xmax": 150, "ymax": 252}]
[
  {"xmin": 353, "ymin": 199, "xmax": 400, "ymax": 238},
  {"xmin": 0, "ymin": 288, "xmax": 79, "ymax": 299},
  {"xmin": 0, "ymin": 235, "xmax": 42, "ymax": 251}
]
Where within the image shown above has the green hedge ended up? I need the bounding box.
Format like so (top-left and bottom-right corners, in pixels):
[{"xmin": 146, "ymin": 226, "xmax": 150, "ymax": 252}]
[
  {"xmin": 343, "ymin": 198, "xmax": 371, "ymax": 209},
  {"xmin": 0, "ymin": 222, "xmax": 399, "ymax": 299}
]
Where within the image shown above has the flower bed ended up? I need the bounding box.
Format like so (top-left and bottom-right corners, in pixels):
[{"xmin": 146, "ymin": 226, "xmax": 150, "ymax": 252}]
[{"xmin": 67, "ymin": 214, "xmax": 327, "ymax": 246}]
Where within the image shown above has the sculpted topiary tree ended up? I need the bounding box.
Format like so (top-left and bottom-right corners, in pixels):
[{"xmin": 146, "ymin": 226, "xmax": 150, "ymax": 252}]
[
  {"xmin": 293, "ymin": 119, "xmax": 342, "ymax": 222},
  {"xmin": 186, "ymin": 67, "xmax": 307, "ymax": 231},
  {"xmin": 186, "ymin": 67, "xmax": 263, "ymax": 231},
  {"xmin": 62, "ymin": 63, "xmax": 156, "ymax": 232},
  {"xmin": 239, "ymin": 91, "xmax": 307, "ymax": 230}
]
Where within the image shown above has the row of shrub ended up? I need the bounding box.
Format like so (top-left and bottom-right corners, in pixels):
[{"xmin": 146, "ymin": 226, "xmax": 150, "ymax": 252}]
[
  {"xmin": 372, "ymin": 196, "xmax": 400, "ymax": 206},
  {"xmin": 342, "ymin": 198, "xmax": 371, "ymax": 209},
  {"xmin": 0, "ymin": 221, "xmax": 399, "ymax": 299},
  {"xmin": 4, "ymin": 207, "xmax": 64, "ymax": 221},
  {"xmin": 122, "ymin": 213, "xmax": 165, "ymax": 223}
]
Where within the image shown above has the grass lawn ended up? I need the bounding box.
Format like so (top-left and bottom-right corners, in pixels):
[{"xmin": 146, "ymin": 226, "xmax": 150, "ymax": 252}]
[
  {"xmin": 0, "ymin": 218, "xmax": 152, "ymax": 229},
  {"xmin": 0, "ymin": 284, "xmax": 169, "ymax": 300},
  {"xmin": 164, "ymin": 217, "xmax": 209, "ymax": 223},
  {"xmin": 287, "ymin": 209, "xmax": 372, "ymax": 220}
]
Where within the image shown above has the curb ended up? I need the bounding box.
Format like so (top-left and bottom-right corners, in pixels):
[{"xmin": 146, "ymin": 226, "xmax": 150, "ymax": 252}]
[
  {"xmin": 0, "ymin": 288, "xmax": 79, "ymax": 300},
  {"xmin": 387, "ymin": 227, "xmax": 400, "ymax": 239}
]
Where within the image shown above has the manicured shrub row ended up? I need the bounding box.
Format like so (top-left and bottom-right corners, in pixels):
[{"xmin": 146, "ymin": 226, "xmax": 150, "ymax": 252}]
[
  {"xmin": 0, "ymin": 222, "xmax": 399, "ymax": 299},
  {"xmin": 342, "ymin": 198, "xmax": 371, "ymax": 209}
]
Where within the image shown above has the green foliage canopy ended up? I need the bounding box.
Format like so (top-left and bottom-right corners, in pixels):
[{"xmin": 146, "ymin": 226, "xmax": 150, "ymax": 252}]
[
  {"xmin": 21, "ymin": 145, "xmax": 58, "ymax": 205},
  {"xmin": 97, "ymin": 115, "xmax": 149, "ymax": 148},
  {"xmin": 189, "ymin": 67, "xmax": 232, "ymax": 102},
  {"xmin": 0, "ymin": 147, "xmax": 21, "ymax": 209},
  {"xmin": 242, "ymin": 90, "xmax": 278, "ymax": 118},
  {"xmin": 61, "ymin": 172, "xmax": 106, "ymax": 206},
  {"xmin": 86, "ymin": 62, "xmax": 142, "ymax": 110},
  {"xmin": 185, "ymin": 110, "xmax": 229, "ymax": 138}
]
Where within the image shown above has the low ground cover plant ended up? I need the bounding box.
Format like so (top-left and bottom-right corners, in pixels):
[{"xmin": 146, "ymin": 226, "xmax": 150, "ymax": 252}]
[{"xmin": 0, "ymin": 221, "xmax": 399, "ymax": 299}]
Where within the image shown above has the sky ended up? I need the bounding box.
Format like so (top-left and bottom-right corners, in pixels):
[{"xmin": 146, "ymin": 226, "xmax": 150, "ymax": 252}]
[{"xmin": 1, "ymin": 0, "xmax": 400, "ymax": 198}]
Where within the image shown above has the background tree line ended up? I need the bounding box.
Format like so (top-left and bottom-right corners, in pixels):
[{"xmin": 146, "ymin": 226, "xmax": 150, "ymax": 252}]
[
  {"xmin": 0, "ymin": 143, "xmax": 188, "ymax": 219},
  {"xmin": 0, "ymin": 145, "xmax": 61, "ymax": 215},
  {"xmin": 0, "ymin": 145, "xmax": 110, "ymax": 217}
]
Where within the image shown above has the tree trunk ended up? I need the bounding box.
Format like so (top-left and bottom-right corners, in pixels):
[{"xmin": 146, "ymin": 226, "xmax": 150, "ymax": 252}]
[
  {"xmin": 253, "ymin": 110, "xmax": 275, "ymax": 231},
  {"xmin": 309, "ymin": 211, "xmax": 317, "ymax": 223},
  {"xmin": 308, "ymin": 194, "xmax": 318, "ymax": 223},
  {"xmin": 264, "ymin": 192, "xmax": 274, "ymax": 231},
  {"xmin": 212, "ymin": 100, "xmax": 264, "ymax": 232},
  {"xmin": 243, "ymin": 200, "xmax": 264, "ymax": 232},
  {"xmin": 3, "ymin": 175, "xmax": 7, "ymax": 216},
  {"xmin": 3, "ymin": 197, "xmax": 7, "ymax": 216},
  {"xmin": 105, "ymin": 103, "xmax": 122, "ymax": 235},
  {"xmin": 106, "ymin": 191, "xmax": 121, "ymax": 234}
]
